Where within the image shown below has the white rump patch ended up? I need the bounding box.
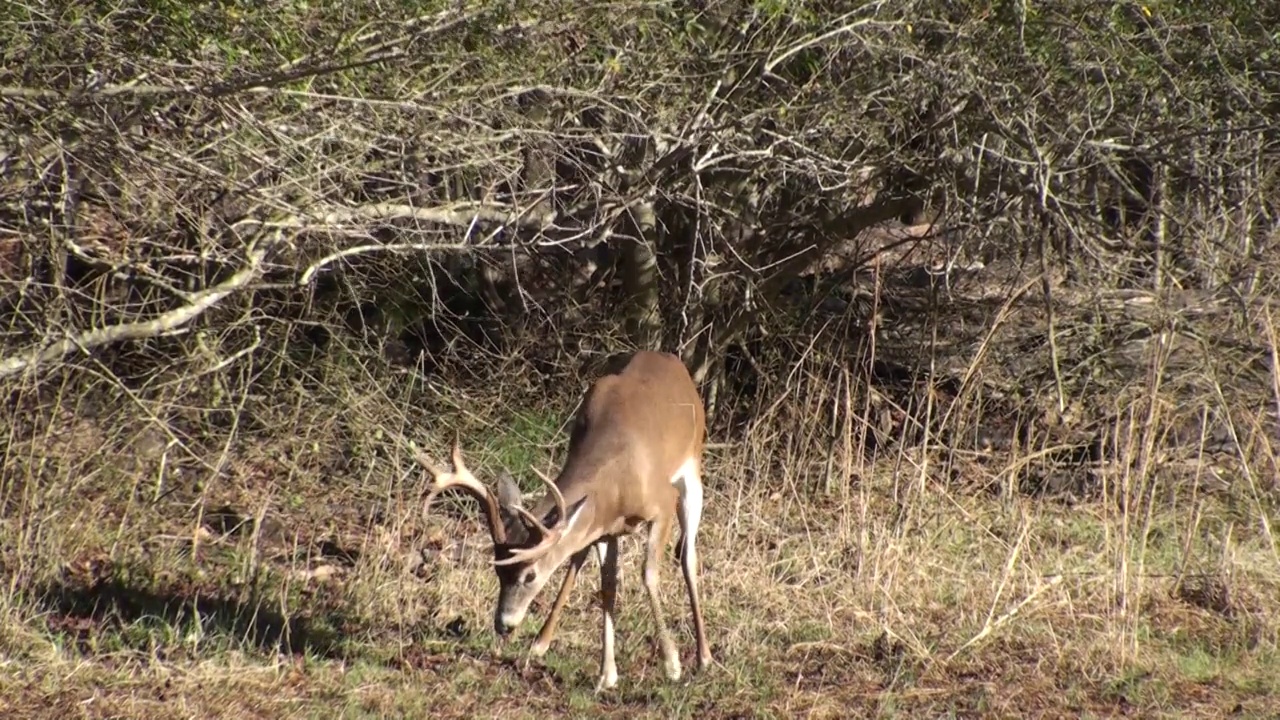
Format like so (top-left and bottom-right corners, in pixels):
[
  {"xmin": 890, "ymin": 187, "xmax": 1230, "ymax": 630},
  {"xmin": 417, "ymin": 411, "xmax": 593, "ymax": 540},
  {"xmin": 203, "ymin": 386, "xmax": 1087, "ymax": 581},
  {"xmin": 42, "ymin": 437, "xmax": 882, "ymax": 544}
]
[
  {"xmin": 671, "ymin": 456, "xmax": 703, "ymax": 536},
  {"xmin": 669, "ymin": 457, "xmax": 698, "ymax": 486}
]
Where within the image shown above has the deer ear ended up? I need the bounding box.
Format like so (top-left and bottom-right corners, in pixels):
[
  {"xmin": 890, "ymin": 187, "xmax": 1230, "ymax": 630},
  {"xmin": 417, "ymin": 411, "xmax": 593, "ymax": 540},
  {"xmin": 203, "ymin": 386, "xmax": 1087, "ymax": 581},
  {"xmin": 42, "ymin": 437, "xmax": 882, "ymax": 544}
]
[{"xmin": 495, "ymin": 470, "xmax": 523, "ymax": 510}]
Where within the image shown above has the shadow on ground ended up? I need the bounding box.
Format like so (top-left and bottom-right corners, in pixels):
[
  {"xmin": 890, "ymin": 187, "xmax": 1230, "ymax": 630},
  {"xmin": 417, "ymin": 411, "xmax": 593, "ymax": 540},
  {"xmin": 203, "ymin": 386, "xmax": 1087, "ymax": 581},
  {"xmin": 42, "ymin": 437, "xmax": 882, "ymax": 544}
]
[{"xmin": 33, "ymin": 575, "xmax": 351, "ymax": 659}]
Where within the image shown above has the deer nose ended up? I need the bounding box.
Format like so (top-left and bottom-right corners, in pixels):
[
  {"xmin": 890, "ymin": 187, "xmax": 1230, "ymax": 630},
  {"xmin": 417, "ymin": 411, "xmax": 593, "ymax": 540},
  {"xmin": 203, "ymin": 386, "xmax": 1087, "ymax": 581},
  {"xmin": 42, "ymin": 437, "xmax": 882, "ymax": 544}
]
[
  {"xmin": 495, "ymin": 607, "xmax": 526, "ymax": 636},
  {"xmin": 494, "ymin": 610, "xmax": 520, "ymax": 637}
]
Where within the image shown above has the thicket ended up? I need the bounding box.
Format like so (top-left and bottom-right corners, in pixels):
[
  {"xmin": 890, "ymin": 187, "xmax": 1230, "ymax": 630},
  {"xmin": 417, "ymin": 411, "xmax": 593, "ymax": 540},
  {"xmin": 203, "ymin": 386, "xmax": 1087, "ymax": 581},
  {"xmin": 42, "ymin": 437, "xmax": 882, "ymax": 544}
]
[{"xmin": 2, "ymin": 0, "xmax": 1277, "ymax": 539}]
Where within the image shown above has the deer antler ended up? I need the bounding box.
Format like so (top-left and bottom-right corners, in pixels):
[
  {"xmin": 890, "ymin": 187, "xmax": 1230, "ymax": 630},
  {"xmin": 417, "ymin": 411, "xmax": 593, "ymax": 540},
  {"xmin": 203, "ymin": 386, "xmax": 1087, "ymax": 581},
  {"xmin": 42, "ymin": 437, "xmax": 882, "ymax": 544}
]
[
  {"xmin": 531, "ymin": 466, "xmax": 569, "ymax": 526},
  {"xmin": 491, "ymin": 466, "xmax": 571, "ymax": 567},
  {"xmin": 417, "ymin": 440, "xmax": 508, "ymax": 543}
]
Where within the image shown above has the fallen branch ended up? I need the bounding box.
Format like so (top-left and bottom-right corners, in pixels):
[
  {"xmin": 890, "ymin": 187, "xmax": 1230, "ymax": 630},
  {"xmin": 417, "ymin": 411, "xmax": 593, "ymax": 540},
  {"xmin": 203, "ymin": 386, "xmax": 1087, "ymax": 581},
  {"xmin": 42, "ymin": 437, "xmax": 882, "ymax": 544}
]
[
  {"xmin": 297, "ymin": 241, "xmax": 473, "ymax": 286},
  {"xmin": 246, "ymin": 202, "xmax": 558, "ymax": 233},
  {"xmin": 0, "ymin": 241, "xmax": 270, "ymax": 381}
]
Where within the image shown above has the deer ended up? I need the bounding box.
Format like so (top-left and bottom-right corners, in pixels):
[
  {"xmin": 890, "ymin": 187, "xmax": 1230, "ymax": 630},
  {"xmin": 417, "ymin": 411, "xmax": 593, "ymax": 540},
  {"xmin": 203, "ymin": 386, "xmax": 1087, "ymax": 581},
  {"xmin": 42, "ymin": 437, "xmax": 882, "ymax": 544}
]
[{"xmin": 415, "ymin": 350, "xmax": 711, "ymax": 691}]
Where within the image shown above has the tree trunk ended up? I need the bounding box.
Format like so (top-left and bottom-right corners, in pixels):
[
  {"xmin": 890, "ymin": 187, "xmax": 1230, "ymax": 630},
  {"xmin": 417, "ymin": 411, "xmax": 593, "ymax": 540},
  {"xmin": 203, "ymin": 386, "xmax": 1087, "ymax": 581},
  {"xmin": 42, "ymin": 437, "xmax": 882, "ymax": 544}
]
[{"xmin": 620, "ymin": 201, "xmax": 662, "ymax": 350}]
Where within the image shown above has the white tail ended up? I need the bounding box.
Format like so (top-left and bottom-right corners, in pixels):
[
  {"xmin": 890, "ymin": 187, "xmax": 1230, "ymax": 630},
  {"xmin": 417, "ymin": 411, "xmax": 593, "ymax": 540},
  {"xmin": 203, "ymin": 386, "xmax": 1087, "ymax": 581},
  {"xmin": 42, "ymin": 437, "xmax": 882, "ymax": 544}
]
[{"xmin": 418, "ymin": 350, "xmax": 711, "ymax": 690}]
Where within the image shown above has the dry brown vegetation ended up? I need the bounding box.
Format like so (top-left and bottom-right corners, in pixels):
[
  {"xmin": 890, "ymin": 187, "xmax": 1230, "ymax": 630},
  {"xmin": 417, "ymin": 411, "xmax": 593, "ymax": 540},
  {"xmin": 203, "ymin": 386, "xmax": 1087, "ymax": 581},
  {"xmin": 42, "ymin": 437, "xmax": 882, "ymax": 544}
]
[
  {"xmin": 3, "ymin": 0, "xmax": 1280, "ymax": 718},
  {"xmin": 4, "ymin": 330, "xmax": 1278, "ymax": 718}
]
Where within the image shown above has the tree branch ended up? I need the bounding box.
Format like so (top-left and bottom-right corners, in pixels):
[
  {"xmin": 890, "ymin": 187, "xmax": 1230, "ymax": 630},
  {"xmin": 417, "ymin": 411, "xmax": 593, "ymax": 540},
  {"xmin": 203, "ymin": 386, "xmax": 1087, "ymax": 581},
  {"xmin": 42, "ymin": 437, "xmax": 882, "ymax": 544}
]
[
  {"xmin": 250, "ymin": 202, "xmax": 558, "ymax": 233},
  {"xmin": 0, "ymin": 242, "xmax": 270, "ymax": 381}
]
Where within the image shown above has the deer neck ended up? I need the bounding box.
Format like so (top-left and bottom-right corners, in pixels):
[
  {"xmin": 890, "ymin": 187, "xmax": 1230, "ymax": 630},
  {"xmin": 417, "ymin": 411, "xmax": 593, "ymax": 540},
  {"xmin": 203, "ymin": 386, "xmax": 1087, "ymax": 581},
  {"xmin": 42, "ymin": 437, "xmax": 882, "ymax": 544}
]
[{"xmin": 529, "ymin": 451, "xmax": 629, "ymax": 568}]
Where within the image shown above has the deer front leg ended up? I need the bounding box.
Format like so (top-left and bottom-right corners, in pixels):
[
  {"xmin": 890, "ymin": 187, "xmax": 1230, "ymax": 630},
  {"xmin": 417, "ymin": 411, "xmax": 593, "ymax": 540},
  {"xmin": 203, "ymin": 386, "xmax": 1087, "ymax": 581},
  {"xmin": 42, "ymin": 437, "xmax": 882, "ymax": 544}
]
[
  {"xmin": 643, "ymin": 511, "xmax": 681, "ymax": 681},
  {"xmin": 530, "ymin": 547, "xmax": 589, "ymax": 657},
  {"xmin": 595, "ymin": 536, "xmax": 620, "ymax": 691}
]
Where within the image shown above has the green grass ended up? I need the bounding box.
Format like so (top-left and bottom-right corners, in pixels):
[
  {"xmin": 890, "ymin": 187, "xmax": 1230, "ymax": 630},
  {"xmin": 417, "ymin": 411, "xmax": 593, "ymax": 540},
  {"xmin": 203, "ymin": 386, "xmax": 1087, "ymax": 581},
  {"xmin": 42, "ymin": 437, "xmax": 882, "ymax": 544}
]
[{"xmin": 486, "ymin": 407, "xmax": 565, "ymax": 490}]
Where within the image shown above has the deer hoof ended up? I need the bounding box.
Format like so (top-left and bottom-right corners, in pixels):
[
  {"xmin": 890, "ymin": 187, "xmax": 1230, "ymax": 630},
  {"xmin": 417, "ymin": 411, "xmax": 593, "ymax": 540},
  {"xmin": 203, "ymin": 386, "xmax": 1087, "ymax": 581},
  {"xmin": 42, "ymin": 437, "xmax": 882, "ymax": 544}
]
[{"xmin": 594, "ymin": 668, "xmax": 619, "ymax": 692}]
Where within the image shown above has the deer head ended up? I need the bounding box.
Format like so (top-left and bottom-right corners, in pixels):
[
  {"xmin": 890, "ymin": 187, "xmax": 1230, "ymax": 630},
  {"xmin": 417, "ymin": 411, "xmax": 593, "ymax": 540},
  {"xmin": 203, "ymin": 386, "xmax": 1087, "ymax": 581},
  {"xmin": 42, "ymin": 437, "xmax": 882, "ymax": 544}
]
[{"xmin": 418, "ymin": 442, "xmax": 585, "ymax": 636}]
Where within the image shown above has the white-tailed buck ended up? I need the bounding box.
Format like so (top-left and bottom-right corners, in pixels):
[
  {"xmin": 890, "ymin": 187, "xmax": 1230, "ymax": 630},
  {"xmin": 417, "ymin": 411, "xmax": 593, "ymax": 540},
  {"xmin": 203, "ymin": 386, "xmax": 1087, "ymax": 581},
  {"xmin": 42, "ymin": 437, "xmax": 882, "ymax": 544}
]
[{"xmin": 417, "ymin": 351, "xmax": 711, "ymax": 690}]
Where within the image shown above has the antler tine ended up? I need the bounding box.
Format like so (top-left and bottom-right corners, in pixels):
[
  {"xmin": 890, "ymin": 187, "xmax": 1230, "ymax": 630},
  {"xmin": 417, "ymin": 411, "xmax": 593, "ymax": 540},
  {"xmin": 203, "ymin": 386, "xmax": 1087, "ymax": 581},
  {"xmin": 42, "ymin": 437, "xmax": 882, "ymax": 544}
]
[
  {"xmin": 450, "ymin": 440, "xmax": 468, "ymax": 475},
  {"xmin": 491, "ymin": 506, "xmax": 562, "ymax": 566},
  {"xmin": 530, "ymin": 466, "xmax": 569, "ymax": 528},
  {"xmin": 414, "ymin": 442, "xmax": 508, "ymax": 544}
]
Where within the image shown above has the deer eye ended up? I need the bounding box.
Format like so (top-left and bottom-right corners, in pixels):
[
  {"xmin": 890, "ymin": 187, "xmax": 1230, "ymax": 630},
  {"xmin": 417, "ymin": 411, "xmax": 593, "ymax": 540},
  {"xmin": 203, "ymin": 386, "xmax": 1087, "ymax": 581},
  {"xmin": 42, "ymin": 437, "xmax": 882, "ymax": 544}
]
[{"xmin": 521, "ymin": 570, "xmax": 536, "ymax": 585}]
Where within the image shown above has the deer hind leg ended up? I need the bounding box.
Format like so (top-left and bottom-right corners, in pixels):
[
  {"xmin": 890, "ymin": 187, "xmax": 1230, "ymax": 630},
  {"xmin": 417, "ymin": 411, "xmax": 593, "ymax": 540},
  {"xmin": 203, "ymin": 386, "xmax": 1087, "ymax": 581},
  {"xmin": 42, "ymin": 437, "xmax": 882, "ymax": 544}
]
[
  {"xmin": 643, "ymin": 508, "xmax": 681, "ymax": 680},
  {"xmin": 595, "ymin": 536, "xmax": 620, "ymax": 691},
  {"xmin": 674, "ymin": 460, "xmax": 712, "ymax": 670},
  {"xmin": 530, "ymin": 547, "xmax": 589, "ymax": 658}
]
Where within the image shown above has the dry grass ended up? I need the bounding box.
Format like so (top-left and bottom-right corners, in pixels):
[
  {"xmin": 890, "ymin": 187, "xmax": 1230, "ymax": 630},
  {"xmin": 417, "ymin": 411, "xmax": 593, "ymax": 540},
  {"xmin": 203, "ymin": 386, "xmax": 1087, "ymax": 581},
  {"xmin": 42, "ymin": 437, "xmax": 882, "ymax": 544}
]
[{"xmin": 2, "ymin": 351, "xmax": 1279, "ymax": 720}]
